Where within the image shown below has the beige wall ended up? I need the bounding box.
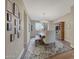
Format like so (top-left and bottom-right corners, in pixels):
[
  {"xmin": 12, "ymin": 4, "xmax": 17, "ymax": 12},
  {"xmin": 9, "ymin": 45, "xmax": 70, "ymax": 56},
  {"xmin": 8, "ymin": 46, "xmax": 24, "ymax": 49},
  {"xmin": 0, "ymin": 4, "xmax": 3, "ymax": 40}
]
[
  {"xmin": 5, "ymin": 0, "xmax": 31, "ymax": 59},
  {"xmin": 24, "ymin": 11, "xmax": 27, "ymax": 48},
  {"xmin": 27, "ymin": 16, "xmax": 31, "ymax": 46},
  {"xmin": 52, "ymin": 6, "xmax": 74, "ymax": 48}
]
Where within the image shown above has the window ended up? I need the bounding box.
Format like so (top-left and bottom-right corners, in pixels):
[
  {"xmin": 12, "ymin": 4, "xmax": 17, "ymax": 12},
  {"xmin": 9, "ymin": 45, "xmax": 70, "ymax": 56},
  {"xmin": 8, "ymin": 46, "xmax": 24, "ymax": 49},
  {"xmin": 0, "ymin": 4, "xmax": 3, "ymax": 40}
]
[{"xmin": 35, "ymin": 23, "xmax": 44, "ymax": 31}]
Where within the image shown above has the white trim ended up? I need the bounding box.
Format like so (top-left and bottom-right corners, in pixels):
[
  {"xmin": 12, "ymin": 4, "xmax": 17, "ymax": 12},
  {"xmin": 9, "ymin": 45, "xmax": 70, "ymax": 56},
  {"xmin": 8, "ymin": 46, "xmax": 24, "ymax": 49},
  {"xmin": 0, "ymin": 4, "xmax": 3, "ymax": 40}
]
[
  {"xmin": 70, "ymin": 44, "xmax": 74, "ymax": 48},
  {"xmin": 17, "ymin": 48, "xmax": 24, "ymax": 59}
]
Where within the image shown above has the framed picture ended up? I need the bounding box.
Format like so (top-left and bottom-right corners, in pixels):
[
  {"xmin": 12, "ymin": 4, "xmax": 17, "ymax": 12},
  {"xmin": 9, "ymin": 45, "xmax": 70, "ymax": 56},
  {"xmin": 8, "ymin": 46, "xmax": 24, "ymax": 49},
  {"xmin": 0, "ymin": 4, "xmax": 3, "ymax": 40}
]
[
  {"xmin": 13, "ymin": 3, "xmax": 15, "ymax": 15},
  {"xmin": 10, "ymin": 34, "xmax": 13, "ymax": 42},
  {"xmin": 18, "ymin": 11, "xmax": 20, "ymax": 19},
  {"xmin": 15, "ymin": 5, "xmax": 19, "ymax": 17},
  {"xmin": 7, "ymin": 13, "xmax": 12, "ymax": 22},
  {"xmin": 7, "ymin": 23, "xmax": 12, "ymax": 31},
  {"xmin": 13, "ymin": 2, "xmax": 19, "ymax": 17},
  {"xmin": 7, "ymin": 0, "xmax": 12, "ymax": 13},
  {"xmin": 18, "ymin": 20, "xmax": 21, "ymax": 30},
  {"xmin": 14, "ymin": 19, "xmax": 16, "ymax": 26},
  {"xmin": 14, "ymin": 27, "xmax": 16, "ymax": 34}
]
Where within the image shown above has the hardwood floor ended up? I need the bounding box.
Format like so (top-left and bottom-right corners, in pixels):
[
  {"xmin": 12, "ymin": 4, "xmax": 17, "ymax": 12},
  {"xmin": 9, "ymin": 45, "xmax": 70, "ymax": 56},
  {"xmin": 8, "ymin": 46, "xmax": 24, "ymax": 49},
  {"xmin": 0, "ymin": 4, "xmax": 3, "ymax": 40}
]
[{"xmin": 47, "ymin": 50, "xmax": 74, "ymax": 59}]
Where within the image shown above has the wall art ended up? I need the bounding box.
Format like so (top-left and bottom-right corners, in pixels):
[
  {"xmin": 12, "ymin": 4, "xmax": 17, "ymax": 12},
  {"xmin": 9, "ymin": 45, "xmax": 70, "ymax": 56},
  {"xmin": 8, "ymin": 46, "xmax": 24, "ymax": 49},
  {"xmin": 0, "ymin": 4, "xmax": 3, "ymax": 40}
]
[
  {"xmin": 14, "ymin": 19, "xmax": 16, "ymax": 26},
  {"xmin": 14, "ymin": 27, "xmax": 16, "ymax": 34},
  {"xmin": 7, "ymin": 13, "xmax": 12, "ymax": 22},
  {"xmin": 13, "ymin": 3, "xmax": 15, "ymax": 15},
  {"xmin": 7, "ymin": 23, "xmax": 12, "ymax": 31},
  {"xmin": 7, "ymin": 0, "xmax": 12, "ymax": 13},
  {"xmin": 10, "ymin": 34, "xmax": 14, "ymax": 42}
]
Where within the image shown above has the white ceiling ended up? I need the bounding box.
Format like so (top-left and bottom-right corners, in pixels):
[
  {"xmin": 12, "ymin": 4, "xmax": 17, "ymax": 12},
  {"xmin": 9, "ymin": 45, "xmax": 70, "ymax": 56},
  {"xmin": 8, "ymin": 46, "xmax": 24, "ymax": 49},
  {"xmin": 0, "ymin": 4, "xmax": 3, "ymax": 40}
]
[{"xmin": 23, "ymin": 0, "xmax": 73, "ymax": 21}]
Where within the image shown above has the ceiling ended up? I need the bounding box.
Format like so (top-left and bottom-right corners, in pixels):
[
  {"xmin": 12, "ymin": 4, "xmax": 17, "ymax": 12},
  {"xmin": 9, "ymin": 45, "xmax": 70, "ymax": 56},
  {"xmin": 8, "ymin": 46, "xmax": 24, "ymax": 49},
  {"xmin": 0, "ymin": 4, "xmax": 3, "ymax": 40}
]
[{"xmin": 23, "ymin": 0, "xmax": 73, "ymax": 21}]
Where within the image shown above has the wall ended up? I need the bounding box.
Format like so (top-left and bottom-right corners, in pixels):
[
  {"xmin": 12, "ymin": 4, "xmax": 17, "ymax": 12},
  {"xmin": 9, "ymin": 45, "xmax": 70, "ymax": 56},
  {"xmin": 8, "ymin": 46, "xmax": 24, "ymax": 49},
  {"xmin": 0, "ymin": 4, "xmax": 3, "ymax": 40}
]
[
  {"xmin": 44, "ymin": 22, "xmax": 56, "ymax": 43},
  {"xmin": 26, "ymin": 16, "xmax": 31, "ymax": 46},
  {"xmin": 51, "ymin": 6, "xmax": 74, "ymax": 48},
  {"xmin": 24, "ymin": 11, "xmax": 27, "ymax": 49},
  {"xmin": 5, "ymin": 0, "xmax": 31, "ymax": 59}
]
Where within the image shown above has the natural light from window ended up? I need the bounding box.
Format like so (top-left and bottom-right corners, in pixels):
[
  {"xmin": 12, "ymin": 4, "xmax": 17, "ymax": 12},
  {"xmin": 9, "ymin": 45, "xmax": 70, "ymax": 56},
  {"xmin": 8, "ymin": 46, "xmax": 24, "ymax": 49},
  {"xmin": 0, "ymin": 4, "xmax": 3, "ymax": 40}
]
[{"xmin": 35, "ymin": 23, "xmax": 44, "ymax": 31}]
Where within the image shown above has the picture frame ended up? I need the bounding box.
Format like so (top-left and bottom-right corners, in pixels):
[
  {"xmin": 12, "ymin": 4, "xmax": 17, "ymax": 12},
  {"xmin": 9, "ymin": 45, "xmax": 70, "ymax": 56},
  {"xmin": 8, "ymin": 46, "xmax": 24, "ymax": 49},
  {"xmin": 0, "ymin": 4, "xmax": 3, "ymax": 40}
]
[
  {"xmin": 10, "ymin": 34, "xmax": 13, "ymax": 42},
  {"xmin": 14, "ymin": 27, "xmax": 16, "ymax": 34},
  {"xmin": 13, "ymin": 2, "xmax": 19, "ymax": 17},
  {"xmin": 18, "ymin": 11, "xmax": 20, "ymax": 19},
  {"xmin": 15, "ymin": 5, "xmax": 19, "ymax": 17},
  {"xmin": 7, "ymin": 0, "xmax": 12, "ymax": 13},
  {"xmin": 6, "ymin": 1, "xmax": 22, "ymax": 42},
  {"xmin": 7, "ymin": 23, "xmax": 12, "ymax": 31},
  {"xmin": 19, "ymin": 20, "xmax": 21, "ymax": 30},
  {"xmin": 14, "ymin": 19, "xmax": 16, "ymax": 26},
  {"xmin": 7, "ymin": 13, "xmax": 12, "ymax": 22},
  {"xmin": 13, "ymin": 2, "xmax": 15, "ymax": 15}
]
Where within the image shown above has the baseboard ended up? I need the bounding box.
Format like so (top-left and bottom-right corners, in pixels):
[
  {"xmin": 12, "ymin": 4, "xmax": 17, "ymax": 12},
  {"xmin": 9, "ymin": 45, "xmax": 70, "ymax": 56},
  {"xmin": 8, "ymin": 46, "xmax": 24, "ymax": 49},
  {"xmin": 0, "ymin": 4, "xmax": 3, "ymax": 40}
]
[{"xmin": 17, "ymin": 48, "xmax": 24, "ymax": 59}]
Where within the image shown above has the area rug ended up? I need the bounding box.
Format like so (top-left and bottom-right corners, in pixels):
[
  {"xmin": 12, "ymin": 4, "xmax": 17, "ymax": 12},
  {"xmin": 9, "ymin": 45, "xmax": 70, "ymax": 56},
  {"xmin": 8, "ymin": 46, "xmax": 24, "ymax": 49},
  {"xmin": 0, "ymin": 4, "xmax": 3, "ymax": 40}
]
[{"xmin": 24, "ymin": 40, "xmax": 72, "ymax": 59}]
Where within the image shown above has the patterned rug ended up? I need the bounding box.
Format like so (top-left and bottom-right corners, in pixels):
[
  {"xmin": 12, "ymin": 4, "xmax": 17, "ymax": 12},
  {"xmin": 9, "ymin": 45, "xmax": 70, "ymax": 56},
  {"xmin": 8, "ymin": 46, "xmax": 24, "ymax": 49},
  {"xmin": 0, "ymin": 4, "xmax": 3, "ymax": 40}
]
[{"xmin": 24, "ymin": 40, "xmax": 72, "ymax": 59}]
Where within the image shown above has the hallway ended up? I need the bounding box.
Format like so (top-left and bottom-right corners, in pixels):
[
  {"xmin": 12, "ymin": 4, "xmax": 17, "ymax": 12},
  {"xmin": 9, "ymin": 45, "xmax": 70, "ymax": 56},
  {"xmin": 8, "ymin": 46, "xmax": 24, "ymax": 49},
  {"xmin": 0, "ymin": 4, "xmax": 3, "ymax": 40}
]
[
  {"xmin": 5, "ymin": 0, "xmax": 74, "ymax": 59},
  {"xmin": 23, "ymin": 37, "xmax": 72, "ymax": 59}
]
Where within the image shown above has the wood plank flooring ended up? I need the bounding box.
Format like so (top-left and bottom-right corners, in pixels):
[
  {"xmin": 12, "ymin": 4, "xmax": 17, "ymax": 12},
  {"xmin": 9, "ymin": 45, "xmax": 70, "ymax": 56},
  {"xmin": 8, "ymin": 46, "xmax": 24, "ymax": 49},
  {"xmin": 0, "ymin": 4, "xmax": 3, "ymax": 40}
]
[{"xmin": 47, "ymin": 50, "xmax": 74, "ymax": 59}]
